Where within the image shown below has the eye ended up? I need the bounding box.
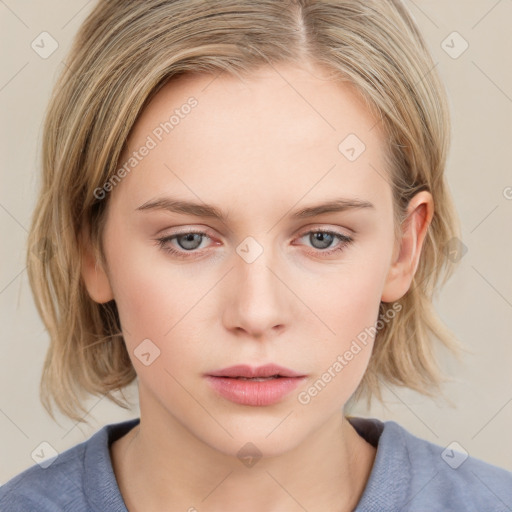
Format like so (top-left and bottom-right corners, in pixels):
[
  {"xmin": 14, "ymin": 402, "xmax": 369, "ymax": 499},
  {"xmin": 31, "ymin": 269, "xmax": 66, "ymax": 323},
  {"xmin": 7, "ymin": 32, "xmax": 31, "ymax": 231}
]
[
  {"xmin": 155, "ymin": 227, "xmax": 354, "ymax": 259},
  {"xmin": 155, "ymin": 230, "xmax": 212, "ymax": 259},
  {"xmin": 296, "ymin": 228, "xmax": 354, "ymax": 256}
]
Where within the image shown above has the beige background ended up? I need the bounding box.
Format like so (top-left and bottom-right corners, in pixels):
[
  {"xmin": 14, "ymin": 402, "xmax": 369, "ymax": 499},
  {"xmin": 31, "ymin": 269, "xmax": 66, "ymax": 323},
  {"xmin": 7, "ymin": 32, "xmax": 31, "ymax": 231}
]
[{"xmin": 1, "ymin": 0, "xmax": 511, "ymax": 484}]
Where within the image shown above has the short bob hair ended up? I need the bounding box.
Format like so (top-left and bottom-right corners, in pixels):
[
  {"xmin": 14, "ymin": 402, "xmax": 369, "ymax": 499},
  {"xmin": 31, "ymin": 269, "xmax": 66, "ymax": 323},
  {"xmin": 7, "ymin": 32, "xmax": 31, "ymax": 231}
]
[{"xmin": 27, "ymin": 0, "xmax": 464, "ymax": 424}]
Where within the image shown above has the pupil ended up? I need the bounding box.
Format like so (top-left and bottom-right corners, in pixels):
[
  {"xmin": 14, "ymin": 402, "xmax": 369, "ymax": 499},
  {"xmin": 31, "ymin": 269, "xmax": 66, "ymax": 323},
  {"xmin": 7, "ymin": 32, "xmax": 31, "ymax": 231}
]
[
  {"xmin": 312, "ymin": 232, "xmax": 333, "ymax": 249},
  {"xmin": 179, "ymin": 233, "xmax": 201, "ymax": 250}
]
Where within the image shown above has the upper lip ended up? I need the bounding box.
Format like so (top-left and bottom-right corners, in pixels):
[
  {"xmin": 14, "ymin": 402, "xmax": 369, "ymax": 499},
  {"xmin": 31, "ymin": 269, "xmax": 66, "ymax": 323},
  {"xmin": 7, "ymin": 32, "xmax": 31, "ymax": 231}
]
[{"xmin": 206, "ymin": 364, "xmax": 306, "ymax": 378}]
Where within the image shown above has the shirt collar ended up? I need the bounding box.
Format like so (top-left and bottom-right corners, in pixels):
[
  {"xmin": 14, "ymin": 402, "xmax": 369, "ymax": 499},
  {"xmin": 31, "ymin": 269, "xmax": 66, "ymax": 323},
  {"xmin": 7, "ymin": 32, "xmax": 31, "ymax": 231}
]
[{"xmin": 83, "ymin": 416, "xmax": 411, "ymax": 512}]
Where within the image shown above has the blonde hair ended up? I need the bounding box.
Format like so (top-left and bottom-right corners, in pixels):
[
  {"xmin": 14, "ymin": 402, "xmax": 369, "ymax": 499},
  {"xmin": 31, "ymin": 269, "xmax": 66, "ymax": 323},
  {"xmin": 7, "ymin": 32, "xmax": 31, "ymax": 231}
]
[{"xmin": 27, "ymin": 0, "xmax": 465, "ymax": 424}]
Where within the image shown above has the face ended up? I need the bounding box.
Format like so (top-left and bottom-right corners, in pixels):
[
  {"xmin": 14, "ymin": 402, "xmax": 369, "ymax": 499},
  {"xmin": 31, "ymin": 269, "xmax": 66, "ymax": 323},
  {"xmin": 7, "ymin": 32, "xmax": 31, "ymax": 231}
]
[{"xmin": 82, "ymin": 61, "xmax": 429, "ymax": 457}]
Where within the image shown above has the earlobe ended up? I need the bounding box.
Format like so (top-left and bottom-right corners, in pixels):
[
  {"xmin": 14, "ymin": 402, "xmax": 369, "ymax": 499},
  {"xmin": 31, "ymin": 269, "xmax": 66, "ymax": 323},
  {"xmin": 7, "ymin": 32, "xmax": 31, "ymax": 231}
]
[
  {"xmin": 381, "ymin": 191, "xmax": 434, "ymax": 303},
  {"xmin": 79, "ymin": 229, "xmax": 114, "ymax": 304}
]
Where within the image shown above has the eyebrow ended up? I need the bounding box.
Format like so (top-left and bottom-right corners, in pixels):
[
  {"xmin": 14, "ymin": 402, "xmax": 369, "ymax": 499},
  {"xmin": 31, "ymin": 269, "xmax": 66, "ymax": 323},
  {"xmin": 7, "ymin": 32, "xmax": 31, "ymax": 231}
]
[{"xmin": 135, "ymin": 196, "xmax": 375, "ymax": 221}]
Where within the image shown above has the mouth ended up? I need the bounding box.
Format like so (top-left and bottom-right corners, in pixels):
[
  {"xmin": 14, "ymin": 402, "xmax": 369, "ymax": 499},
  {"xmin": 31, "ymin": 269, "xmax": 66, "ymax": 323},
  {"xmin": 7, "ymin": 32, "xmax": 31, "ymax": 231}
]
[
  {"xmin": 206, "ymin": 363, "xmax": 306, "ymax": 379},
  {"xmin": 204, "ymin": 364, "xmax": 307, "ymax": 406},
  {"xmin": 223, "ymin": 375, "xmax": 283, "ymax": 381}
]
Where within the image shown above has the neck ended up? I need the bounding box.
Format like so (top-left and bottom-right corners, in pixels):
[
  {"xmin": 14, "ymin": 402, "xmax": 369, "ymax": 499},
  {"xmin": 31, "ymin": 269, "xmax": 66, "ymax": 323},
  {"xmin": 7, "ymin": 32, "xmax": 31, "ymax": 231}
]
[{"xmin": 111, "ymin": 405, "xmax": 376, "ymax": 512}]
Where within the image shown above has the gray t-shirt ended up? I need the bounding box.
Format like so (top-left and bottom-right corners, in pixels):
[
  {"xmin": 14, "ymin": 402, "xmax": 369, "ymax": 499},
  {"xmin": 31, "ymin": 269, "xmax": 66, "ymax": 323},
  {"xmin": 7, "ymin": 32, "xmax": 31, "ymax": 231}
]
[{"xmin": 1, "ymin": 416, "xmax": 511, "ymax": 511}]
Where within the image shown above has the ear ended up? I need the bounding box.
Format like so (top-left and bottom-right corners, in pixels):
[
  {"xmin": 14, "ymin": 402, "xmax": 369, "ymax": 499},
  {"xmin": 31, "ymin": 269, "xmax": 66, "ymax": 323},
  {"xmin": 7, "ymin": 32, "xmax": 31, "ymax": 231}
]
[
  {"xmin": 79, "ymin": 224, "xmax": 114, "ymax": 304},
  {"xmin": 381, "ymin": 191, "xmax": 434, "ymax": 303}
]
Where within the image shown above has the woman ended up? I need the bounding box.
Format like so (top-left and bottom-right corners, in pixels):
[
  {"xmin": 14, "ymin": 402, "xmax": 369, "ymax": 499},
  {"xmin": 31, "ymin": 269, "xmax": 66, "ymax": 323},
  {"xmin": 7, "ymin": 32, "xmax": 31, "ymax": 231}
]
[{"xmin": 1, "ymin": 0, "xmax": 511, "ymax": 510}]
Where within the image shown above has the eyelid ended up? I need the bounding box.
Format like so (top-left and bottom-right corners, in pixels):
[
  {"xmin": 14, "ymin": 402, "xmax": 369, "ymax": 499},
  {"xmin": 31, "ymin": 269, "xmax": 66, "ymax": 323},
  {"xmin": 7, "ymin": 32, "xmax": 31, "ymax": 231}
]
[
  {"xmin": 157, "ymin": 224, "xmax": 352, "ymax": 242},
  {"xmin": 155, "ymin": 224, "xmax": 355, "ymax": 258},
  {"xmin": 296, "ymin": 223, "xmax": 353, "ymax": 238},
  {"xmin": 159, "ymin": 225, "xmax": 215, "ymax": 236}
]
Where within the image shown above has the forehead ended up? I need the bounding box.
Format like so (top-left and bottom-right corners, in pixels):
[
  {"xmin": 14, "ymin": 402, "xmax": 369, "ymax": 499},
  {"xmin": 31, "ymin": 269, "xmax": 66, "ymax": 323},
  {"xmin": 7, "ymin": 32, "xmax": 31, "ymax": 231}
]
[{"xmin": 112, "ymin": 62, "xmax": 391, "ymax": 217}]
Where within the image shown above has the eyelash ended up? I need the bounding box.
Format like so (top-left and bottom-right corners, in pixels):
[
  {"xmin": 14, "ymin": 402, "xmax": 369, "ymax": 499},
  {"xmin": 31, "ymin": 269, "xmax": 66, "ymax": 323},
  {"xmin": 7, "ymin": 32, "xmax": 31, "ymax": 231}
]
[{"xmin": 155, "ymin": 228, "xmax": 354, "ymax": 260}]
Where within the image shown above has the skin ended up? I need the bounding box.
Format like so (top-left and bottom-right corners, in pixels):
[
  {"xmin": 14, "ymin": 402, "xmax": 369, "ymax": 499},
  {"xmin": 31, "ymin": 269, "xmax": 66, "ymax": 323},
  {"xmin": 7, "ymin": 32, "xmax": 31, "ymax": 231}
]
[{"xmin": 81, "ymin": 60, "xmax": 433, "ymax": 512}]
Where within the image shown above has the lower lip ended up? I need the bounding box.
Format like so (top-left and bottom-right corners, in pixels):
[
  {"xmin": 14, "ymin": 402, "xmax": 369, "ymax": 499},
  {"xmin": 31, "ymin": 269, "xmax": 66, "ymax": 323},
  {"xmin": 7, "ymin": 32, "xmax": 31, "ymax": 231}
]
[{"xmin": 205, "ymin": 376, "xmax": 306, "ymax": 406}]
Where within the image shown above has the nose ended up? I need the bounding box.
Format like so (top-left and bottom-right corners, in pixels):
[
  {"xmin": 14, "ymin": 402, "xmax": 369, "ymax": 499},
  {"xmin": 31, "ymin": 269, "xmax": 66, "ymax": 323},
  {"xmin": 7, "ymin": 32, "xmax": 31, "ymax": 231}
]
[{"xmin": 221, "ymin": 238, "xmax": 291, "ymax": 339}]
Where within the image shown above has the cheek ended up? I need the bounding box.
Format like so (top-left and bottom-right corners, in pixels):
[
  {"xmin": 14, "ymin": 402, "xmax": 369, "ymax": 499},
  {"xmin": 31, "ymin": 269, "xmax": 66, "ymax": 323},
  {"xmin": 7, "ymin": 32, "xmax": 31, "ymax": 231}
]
[
  {"xmin": 110, "ymin": 265, "xmax": 176, "ymax": 339},
  {"xmin": 105, "ymin": 235, "xmax": 216, "ymax": 375},
  {"xmin": 332, "ymin": 272, "xmax": 384, "ymax": 341},
  {"xmin": 296, "ymin": 278, "xmax": 382, "ymax": 410},
  {"xmin": 295, "ymin": 243, "xmax": 391, "ymax": 399},
  {"xmin": 306, "ymin": 249, "xmax": 390, "ymax": 345},
  {"xmin": 103, "ymin": 219, "xmax": 197, "ymax": 335}
]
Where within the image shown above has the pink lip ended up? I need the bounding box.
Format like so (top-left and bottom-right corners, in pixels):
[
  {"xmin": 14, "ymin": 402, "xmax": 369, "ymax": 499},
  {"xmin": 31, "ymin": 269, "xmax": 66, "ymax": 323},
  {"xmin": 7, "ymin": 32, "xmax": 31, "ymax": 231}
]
[
  {"xmin": 205, "ymin": 364, "xmax": 307, "ymax": 406},
  {"xmin": 206, "ymin": 363, "xmax": 305, "ymax": 379}
]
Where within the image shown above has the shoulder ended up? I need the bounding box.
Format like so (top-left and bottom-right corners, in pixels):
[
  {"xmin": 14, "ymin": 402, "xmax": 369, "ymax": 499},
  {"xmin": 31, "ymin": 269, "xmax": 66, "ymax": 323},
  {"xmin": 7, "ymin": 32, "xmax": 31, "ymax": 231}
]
[
  {"xmin": 348, "ymin": 416, "xmax": 512, "ymax": 511},
  {"xmin": 0, "ymin": 439, "xmax": 89, "ymax": 511},
  {"xmin": 0, "ymin": 418, "xmax": 139, "ymax": 512},
  {"xmin": 385, "ymin": 419, "xmax": 512, "ymax": 510}
]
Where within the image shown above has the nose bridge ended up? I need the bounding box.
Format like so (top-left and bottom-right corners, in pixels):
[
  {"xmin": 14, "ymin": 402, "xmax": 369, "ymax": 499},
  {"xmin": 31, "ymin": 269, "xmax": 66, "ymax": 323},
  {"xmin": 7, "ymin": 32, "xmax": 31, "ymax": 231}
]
[
  {"xmin": 235, "ymin": 234, "xmax": 279, "ymax": 299},
  {"xmin": 225, "ymin": 233, "xmax": 289, "ymax": 334}
]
